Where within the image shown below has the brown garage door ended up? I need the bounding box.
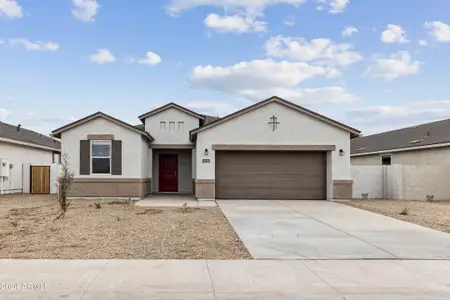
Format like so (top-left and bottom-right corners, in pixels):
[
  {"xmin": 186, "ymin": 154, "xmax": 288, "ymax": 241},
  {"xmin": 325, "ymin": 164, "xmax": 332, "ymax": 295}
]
[{"xmin": 215, "ymin": 151, "xmax": 326, "ymax": 200}]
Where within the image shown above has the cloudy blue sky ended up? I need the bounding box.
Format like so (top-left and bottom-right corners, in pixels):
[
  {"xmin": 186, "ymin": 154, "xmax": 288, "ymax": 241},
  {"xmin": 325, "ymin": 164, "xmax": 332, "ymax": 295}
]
[{"xmin": 1, "ymin": 0, "xmax": 450, "ymax": 136}]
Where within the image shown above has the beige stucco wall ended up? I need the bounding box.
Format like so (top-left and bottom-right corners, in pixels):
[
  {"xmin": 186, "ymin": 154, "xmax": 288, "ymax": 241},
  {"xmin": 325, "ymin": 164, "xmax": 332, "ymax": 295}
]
[
  {"xmin": 144, "ymin": 108, "xmax": 199, "ymax": 145},
  {"xmin": 351, "ymin": 154, "xmax": 382, "ymax": 166},
  {"xmin": 351, "ymin": 146, "xmax": 450, "ymax": 166},
  {"xmin": 61, "ymin": 117, "xmax": 147, "ymax": 179}
]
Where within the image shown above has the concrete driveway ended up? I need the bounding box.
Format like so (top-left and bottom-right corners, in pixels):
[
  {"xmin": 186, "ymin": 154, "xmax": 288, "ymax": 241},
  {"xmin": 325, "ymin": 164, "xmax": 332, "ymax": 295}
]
[{"xmin": 217, "ymin": 200, "xmax": 450, "ymax": 260}]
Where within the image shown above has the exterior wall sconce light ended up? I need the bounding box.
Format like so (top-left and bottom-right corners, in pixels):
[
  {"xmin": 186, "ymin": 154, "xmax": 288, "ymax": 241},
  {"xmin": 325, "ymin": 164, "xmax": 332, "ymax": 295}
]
[
  {"xmin": 339, "ymin": 149, "xmax": 345, "ymax": 156},
  {"xmin": 204, "ymin": 148, "xmax": 209, "ymax": 156}
]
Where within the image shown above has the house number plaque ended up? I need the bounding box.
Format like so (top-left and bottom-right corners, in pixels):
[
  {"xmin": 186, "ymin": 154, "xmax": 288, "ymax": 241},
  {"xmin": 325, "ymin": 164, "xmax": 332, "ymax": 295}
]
[{"xmin": 202, "ymin": 159, "xmax": 211, "ymax": 163}]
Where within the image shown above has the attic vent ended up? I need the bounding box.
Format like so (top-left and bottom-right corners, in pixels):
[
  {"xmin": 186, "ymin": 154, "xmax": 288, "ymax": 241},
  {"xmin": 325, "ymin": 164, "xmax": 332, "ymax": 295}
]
[
  {"xmin": 356, "ymin": 147, "xmax": 366, "ymax": 152},
  {"xmin": 409, "ymin": 139, "xmax": 423, "ymax": 144}
]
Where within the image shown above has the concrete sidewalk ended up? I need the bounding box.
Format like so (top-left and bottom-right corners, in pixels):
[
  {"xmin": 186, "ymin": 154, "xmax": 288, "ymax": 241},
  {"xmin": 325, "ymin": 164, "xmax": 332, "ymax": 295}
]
[{"xmin": 1, "ymin": 259, "xmax": 450, "ymax": 299}]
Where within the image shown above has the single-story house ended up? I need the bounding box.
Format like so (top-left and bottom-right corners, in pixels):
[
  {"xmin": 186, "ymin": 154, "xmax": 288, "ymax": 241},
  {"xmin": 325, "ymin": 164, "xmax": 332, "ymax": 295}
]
[
  {"xmin": 0, "ymin": 121, "xmax": 61, "ymax": 194},
  {"xmin": 351, "ymin": 118, "xmax": 450, "ymax": 166},
  {"xmin": 51, "ymin": 96, "xmax": 360, "ymax": 201}
]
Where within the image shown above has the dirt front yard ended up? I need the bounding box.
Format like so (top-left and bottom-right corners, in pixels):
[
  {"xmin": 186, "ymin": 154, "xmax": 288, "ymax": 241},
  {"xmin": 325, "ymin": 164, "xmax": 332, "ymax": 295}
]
[
  {"xmin": 344, "ymin": 200, "xmax": 450, "ymax": 233},
  {"xmin": 0, "ymin": 195, "xmax": 251, "ymax": 259}
]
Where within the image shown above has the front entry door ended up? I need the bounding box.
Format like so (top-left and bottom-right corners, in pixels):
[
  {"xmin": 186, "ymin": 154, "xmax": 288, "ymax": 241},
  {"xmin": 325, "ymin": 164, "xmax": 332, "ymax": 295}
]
[{"xmin": 159, "ymin": 154, "xmax": 178, "ymax": 192}]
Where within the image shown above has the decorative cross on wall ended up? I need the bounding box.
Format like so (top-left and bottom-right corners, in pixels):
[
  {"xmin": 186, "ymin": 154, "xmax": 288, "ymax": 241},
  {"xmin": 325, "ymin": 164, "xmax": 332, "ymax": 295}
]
[{"xmin": 268, "ymin": 115, "xmax": 280, "ymax": 131}]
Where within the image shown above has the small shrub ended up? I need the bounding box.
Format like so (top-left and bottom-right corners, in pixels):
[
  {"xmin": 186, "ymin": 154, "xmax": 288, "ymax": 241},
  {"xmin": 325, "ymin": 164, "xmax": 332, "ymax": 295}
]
[
  {"xmin": 361, "ymin": 193, "xmax": 369, "ymax": 200},
  {"xmin": 426, "ymin": 195, "xmax": 434, "ymax": 202},
  {"xmin": 181, "ymin": 203, "xmax": 188, "ymax": 213},
  {"xmin": 55, "ymin": 153, "xmax": 75, "ymax": 221},
  {"xmin": 399, "ymin": 207, "xmax": 409, "ymax": 216},
  {"xmin": 94, "ymin": 202, "xmax": 102, "ymax": 209},
  {"xmin": 10, "ymin": 221, "xmax": 18, "ymax": 227}
]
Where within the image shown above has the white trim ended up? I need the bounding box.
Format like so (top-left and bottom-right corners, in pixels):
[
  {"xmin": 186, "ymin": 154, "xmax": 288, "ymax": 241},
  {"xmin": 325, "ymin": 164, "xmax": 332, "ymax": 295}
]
[
  {"xmin": 0, "ymin": 137, "xmax": 60, "ymax": 152},
  {"xmin": 90, "ymin": 140, "xmax": 112, "ymax": 175},
  {"xmin": 351, "ymin": 142, "xmax": 450, "ymax": 157}
]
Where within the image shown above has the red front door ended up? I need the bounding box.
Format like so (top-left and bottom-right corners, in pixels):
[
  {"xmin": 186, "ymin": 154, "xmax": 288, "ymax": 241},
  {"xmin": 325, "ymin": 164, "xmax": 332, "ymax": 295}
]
[{"xmin": 159, "ymin": 154, "xmax": 178, "ymax": 192}]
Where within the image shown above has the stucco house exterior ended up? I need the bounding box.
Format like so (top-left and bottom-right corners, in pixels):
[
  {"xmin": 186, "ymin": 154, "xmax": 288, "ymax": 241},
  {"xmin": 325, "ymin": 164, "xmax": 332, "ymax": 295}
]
[
  {"xmin": 51, "ymin": 96, "xmax": 360, "ymax": 201},
  {"xmin": 351, "ymin": 118, "xmax": 450, "ymax": 166},
  {"xmin": 0, "ymin": 121, "xmax": 61, "ymax": 194}
]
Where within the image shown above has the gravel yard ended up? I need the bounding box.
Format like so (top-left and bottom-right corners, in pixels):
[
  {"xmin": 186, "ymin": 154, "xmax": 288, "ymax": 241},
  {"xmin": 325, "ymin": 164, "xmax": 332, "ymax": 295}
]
[
  {"xmin": 343, "ymin": 200, "xmax": 450, "ymax": 233},
  {"xmin": 0, "ymin": 195, "xmax": 251, "ymax": 259}
]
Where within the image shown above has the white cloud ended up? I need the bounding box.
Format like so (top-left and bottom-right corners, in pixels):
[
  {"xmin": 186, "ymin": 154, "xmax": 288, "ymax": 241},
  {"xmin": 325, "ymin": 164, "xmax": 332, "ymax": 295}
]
[
  {"xmin": 8, "ymin": 39, "xmax": 60, "ymax": 51},
  {"xmin": 316, "ymin": 0, "xmax": 350, "ymax": 14},
  {"xmin": 346, "ymin": 102, "xmax": 450, "ymax": 134},
  {"xmin": 189, "ymin": 59, "xmax": 358, "ymax": 106},
  {"xmin": 204, "ymin": 13, "xmax": 266, "ymax": 33},
  {"xmin": 329, "ymin": 0, "xmax": 350, "ymax": 13},
  {"xmin": 128, "ymin": 52, "xmax": 162, "ymax": 66},
  {"xmin": 72, "ymin": 0, "xmax": 99, "ymax": 22},
  {"xmin": 425, "ymin": 21, "xmax": 450, "ymax": 42},
  {"xmin": 381, "ymin": 24, "xmax": 409, "ymax": 44},
  {"xmin": 265, "ymin": 35, "xmax": 362, "ymax": 67},
  {"xmin": 167, "ymin": 0, "xmax": 306, "ymax": 15},
  {"xmin": 0, "ymin": 0, "xmax": 22, "ymax": 19},
  {"xmin": 190, "ymin": 59, "xmax": 334, "ymax": 93},
  {"xmin": 185, "ymin": 101, "xmax": 238, "ymax": 116},
  {"xmin": 342, "ymin": 26, "xmax": 358, "ymax": 37},
  {"xmin": 89, "ymin": 49, "xmax": 115, "ymax": 64},
  {"xmin": 0, "ymin": 108, "xmax": 12, "ymax": 120},
  {"xmin": 363, "ymin": 51, "xmax": 420, "ymax": 80},
  {"xmin": 241, "ymin": 86, "xmax": 359, "ymax": 105},
  {"xmin": 418, "ymin": 39, "xmax": 428, "ymax": 46},
  {"xmin": 284, "ymin": 15, "xmax": 296, "ymax": 26}
]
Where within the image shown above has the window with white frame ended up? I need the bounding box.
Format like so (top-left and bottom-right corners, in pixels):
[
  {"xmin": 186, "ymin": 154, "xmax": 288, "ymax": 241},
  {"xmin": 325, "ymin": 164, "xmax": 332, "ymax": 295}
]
[
  {"xmin": 169, "ymin": 121, "xmax": 175, "ymax": 132},
  {"xmin": 91, "ymin": 140, "xmax": 111, "ymax": 174}
]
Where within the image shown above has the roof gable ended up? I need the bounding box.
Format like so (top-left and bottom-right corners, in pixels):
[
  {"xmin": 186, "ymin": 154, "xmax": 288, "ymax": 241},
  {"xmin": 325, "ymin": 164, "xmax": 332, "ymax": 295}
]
[
  {"xmin": 52, "ymin": 112, "xmax": 154, "ymax": 141},
  {"xmin": 138, "ymin": 103, "xmax": 205, "ymax": 121},
  {"xmin": 190, "ymin": 96, "xmax": 360, "ymax": 140}
]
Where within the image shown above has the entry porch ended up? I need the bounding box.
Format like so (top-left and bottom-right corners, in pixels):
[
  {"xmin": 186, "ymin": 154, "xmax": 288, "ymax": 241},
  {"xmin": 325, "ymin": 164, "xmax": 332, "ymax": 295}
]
[{"xmin": 151, "ymin": 147, "xmax": 196, "ymax": 196}]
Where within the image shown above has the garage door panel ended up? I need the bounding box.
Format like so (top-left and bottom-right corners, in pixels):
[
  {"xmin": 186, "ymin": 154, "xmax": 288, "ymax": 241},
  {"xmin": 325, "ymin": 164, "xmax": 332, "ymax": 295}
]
[
  {"xmin": 217, "ymin": 176, "xmax": 325, "ymax": 188},
  {"xmin": 217, "ymin": 162, "xmax": 323, "ymax": 173},
  {"xmin": 215, "ymin": 151, "xmax": 326, "ymax": 200},
  {"xmin": 217, "ymin": 188, "xmax": 325, "ymax": 200}
]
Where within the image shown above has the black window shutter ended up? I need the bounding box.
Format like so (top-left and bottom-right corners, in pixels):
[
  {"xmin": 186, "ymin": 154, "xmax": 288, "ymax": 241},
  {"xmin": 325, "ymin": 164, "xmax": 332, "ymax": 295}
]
[
  {"xmin": 111, "ymin": 140, "xmax": 122, "ymax": 175},
  {"xmin": 79, "ymin": 140, "xmax": 90, "ymax": 175}
]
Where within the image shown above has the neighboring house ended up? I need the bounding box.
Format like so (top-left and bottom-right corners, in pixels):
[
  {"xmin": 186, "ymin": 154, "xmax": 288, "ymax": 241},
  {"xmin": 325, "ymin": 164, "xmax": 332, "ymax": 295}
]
[
  {"xmin": 51, "ymin": 96, "xmax": 360, "ymax": 200},
  {"xmin": 351, "ymin": 118, "xmax": 450, "ymax": 166},
  {"xmin": 0, "ymin": 121, "xmax": 61, "ymax": 194}
]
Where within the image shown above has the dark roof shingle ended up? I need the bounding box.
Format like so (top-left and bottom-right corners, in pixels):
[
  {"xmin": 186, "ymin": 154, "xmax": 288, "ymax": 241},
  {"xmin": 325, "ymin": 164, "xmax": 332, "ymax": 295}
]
[
  {"xmin": 351, "ymin": 118, "xmax": 450, "ymax": 155},
  {"xmin": 0, "ymin": 122, "xmax": 61, "ymax": 150}
]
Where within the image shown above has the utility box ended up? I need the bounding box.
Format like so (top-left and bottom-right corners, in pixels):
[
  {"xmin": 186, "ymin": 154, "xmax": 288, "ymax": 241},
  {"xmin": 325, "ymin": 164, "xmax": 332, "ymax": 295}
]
[{"xmin": 0, "ymin": 158, "xmax": 10, "ymax": 177}]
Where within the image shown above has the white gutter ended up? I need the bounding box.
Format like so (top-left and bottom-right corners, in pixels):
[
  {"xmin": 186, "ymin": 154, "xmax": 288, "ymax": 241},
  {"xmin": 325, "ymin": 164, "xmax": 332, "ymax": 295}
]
[
  {"xmin": 0, "ymin": 137, "xmax": 61, "ymax": 152},
  {"xmin": 351, "ymin": 142, "xmax": 450, "ymax": 157}
]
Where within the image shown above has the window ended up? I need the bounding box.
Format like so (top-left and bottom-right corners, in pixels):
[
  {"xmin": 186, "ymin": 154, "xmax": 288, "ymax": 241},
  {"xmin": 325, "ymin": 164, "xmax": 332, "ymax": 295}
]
[
  {"xmin": 160, "ymin": 121, "xmax": 166, "ymax": 132},
  {"xmin": 382, "ymin": 155, "xmax": 391, "ymax": 166},
  {"xmin": 169, "ymin": 121, "xmax": 175, "ymax": 132},
  {"xmin": 91, "ymin": 141, "xmax": 111, "ymax": 174},
  {"xmin": 178, "ymin": 121, "xmax": 184, "ymax": 132},
  {"xmin": 52, "ymin": 152, "xmax": 61, "ymax": 164}
]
